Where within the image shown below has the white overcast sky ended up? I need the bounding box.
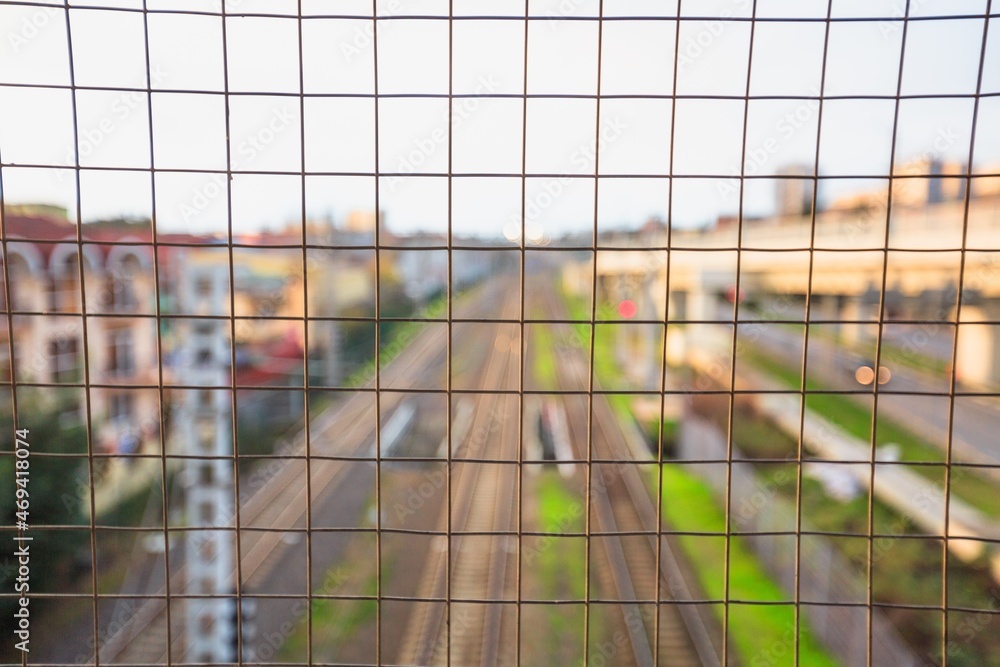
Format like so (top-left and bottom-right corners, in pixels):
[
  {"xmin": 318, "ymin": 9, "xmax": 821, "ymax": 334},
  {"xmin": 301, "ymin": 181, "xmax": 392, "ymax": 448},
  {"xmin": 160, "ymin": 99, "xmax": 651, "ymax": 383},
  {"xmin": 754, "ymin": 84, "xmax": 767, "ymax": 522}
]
[{"xmin": 0, "ymin": 0, "xmax": 998, "ymax": 241}]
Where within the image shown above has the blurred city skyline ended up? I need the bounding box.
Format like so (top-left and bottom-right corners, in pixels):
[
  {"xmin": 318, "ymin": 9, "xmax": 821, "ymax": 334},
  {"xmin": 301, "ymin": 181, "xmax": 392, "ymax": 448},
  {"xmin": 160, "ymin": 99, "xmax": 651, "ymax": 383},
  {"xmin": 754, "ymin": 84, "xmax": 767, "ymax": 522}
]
[{"xmin": 1, "ymin": 1, "xmax": 998, "ymax": 241}]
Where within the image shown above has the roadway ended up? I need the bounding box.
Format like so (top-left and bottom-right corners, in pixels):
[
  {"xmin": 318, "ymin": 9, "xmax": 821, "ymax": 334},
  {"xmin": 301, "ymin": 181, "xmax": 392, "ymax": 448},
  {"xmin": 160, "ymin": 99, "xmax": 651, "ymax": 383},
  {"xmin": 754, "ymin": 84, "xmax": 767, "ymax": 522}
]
[{"xmin": 743, "ymin": 321, "xmax": 1000, "ymax": 474}]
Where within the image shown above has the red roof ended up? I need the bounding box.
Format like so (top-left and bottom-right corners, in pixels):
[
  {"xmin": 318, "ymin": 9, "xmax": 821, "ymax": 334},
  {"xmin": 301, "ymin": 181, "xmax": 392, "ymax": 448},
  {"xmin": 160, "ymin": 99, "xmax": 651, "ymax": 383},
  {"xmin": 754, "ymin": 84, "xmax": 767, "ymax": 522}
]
[
  {"xmin": 1, "ymin": 211, "xmax": 227, "ymax": 273},
  {"xmin": 2, "ymin": 212, "xmax": 75, "ymax": 241},
  {"xmin": 235, "ymin": 329, "xmax": 304, "ymax": 387}
]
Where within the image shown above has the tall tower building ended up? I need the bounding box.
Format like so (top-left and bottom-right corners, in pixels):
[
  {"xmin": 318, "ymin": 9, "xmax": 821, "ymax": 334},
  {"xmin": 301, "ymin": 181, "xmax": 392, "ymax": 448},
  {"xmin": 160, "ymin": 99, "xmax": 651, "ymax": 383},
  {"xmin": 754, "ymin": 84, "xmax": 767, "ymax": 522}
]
[
  {"xmin": 774, "ymin": 165, "xmax": 816, "ymax": 217},
  {"xmin": 180, "ymin": 264, "xmax": 238, "ymax": 663}
]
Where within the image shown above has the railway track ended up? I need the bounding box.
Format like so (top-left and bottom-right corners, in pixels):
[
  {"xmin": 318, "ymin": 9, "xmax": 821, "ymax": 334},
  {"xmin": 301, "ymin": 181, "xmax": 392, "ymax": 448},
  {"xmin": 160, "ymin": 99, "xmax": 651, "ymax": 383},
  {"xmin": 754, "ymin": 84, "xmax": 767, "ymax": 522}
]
[
  {"xmin": 542, "ymin": 287, "xmax": 723, "ymax": 667},
  {"xmin": 91, "ymin": 276, "xmax": 722, "ymax": 666},
  {"xmin": 91, "ymin": 281, "xmax": 517, "ymax": 665},
  {"xmin": 397, "ymin": 287, "xmax": 522, "ymax": 666}
]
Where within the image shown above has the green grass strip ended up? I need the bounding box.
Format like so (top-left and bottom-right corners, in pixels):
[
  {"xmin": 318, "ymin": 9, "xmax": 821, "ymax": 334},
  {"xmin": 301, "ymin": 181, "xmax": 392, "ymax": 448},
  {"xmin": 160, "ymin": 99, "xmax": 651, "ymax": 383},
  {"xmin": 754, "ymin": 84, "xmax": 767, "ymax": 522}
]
[
  {"xmin": 659, "ymin": 464, "xmax": 840, "ymax": 667},
  {"xmin": 745, "ymin": 349, "xmax": 1000, "ymax": 517},
  {"xmin": 533, "ymin": 471, "xmax": 587, "ymax": 605}
]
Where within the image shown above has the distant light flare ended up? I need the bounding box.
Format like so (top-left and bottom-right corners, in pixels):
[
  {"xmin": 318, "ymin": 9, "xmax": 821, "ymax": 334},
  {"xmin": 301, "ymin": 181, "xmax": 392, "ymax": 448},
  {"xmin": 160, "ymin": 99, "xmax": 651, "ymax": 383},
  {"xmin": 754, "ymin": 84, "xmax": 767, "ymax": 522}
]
[{"xmin": 618, "ymin": 299, "xmax": 638, "ymax": 319}]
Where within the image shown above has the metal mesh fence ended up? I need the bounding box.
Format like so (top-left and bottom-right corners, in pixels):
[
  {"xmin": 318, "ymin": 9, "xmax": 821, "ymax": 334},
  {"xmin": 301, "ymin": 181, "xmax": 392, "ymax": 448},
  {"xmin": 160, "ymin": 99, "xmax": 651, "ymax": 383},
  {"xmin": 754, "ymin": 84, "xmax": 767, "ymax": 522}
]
[{"xmin": 0, "ymin": 1, "xmax": 999, "ymax": 666}]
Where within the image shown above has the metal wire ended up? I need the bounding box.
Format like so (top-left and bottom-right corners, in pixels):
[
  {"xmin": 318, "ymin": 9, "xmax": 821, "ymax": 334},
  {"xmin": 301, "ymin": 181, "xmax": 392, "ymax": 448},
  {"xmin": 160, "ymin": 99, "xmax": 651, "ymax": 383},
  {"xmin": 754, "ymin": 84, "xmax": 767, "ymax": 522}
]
[
  {"xmin": 138, "ymin": 2, "xmax": 175, "ymax": 664},
  {"xmin": 0, "ymin": 4, "xmax": 998, "ymax": 667},
  {"xmin": 58, "ymin": 7, "xmax": 103, "ymax": 667},
  {"xmin": 794, "ymin": 3, "xmax": 834, "ymax": 663},
  {"xmin": 942, "ymin": 4, "xmax": 995, "ymax": 665}
]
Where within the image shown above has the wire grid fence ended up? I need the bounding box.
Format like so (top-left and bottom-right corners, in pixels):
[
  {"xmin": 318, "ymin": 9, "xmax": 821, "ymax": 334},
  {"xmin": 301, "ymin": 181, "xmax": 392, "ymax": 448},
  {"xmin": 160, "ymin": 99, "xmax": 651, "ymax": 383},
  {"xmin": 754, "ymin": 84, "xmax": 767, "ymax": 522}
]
[{"xmin": 0, "ymin": 1, "xmax": 998, "ymax": 666}]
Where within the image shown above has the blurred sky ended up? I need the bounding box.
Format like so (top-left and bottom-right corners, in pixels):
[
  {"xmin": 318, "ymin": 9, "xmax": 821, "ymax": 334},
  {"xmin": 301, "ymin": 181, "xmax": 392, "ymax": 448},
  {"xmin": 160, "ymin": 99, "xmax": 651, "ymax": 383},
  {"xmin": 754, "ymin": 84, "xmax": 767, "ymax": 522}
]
[{"xmin": 0, "ymin": 0, "xmax": 998, "ymax": 240}]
